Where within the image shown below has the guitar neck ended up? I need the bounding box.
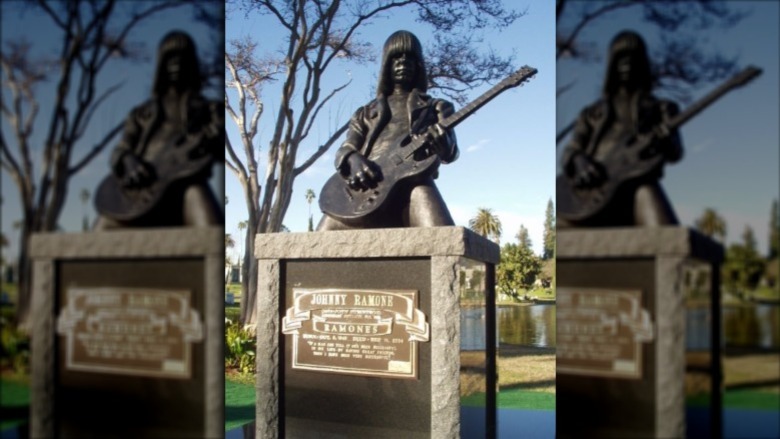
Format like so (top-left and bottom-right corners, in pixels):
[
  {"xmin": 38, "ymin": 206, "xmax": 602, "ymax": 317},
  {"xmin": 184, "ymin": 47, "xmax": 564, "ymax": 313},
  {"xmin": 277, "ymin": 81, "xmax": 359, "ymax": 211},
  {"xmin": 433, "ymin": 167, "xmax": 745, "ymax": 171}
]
[
  {"xmin": 668, "ymin": 66, "xmax": 762, "ymax": 130},
  {"xmin": 439, "ymin": 66, "xmax": 537, "ymax": 131}
]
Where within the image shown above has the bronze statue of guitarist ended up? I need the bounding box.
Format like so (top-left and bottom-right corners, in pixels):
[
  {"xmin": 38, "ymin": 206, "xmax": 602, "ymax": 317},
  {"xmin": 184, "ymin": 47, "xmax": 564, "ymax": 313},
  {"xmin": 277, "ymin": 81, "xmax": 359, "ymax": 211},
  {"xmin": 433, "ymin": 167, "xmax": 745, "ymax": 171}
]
[
  {"xmin": 317, "ymin": 30, "xmax": 458, "ymax": 230},
  {"xmin": 559, "ymin": 31, "xmax": 682, "ymax": 227},
  {"xmin": 94, "ymin": 31, "xmax": 223, "ymax": 229}
]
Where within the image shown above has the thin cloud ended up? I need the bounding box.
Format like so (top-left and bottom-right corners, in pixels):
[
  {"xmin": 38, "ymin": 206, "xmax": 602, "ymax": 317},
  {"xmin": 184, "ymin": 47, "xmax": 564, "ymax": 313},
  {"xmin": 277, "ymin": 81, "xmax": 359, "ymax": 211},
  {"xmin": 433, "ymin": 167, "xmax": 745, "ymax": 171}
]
[
  {"xmin": 690, "ymin": 139, "xmax": 714, "ymax": 154},
  {"xmin": 466, "ymin": 138, "xmax": 491, "ymax": 153}
]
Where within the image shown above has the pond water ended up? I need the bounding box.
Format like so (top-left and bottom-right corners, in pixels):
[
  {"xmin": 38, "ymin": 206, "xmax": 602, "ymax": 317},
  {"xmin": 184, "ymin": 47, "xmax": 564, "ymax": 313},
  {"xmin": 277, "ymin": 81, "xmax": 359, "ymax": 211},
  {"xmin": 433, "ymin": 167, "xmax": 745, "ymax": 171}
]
[
  {"xmin": 688, "ymin": 303, "xmax": 780, "ymax": 350},
  {"xmin": 498, "ymin": 304, "xmax": 556, "ymax": 348},
  {"xmin": 465, "ymin": 302, "xmax": 779, "ymax": 350}
]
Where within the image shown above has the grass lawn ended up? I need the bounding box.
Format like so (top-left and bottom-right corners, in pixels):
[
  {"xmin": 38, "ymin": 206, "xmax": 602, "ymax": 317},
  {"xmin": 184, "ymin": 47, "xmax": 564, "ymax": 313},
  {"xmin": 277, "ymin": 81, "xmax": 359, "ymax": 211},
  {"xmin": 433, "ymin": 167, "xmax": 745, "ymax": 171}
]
[
  {"xmin": 226, "ymin": 282, "xmax": 242, "ymax": 298},
  {"xmin": 688, "ymin": 389, "xmax": 780, "ymax": 410},
  {"xmin": 225, "ymin": 282, "xmax": 242, "ymax": 322},
  {"xmin": 0, "ymin": 375, "xmax": 30, "ymax": 431},
  {"xmin": 225, "ymin": 304, "xmax": 241, "ymax": 322},
  {"xmin": 225, "ymin": 375, "xmax": 255, "ymax": 431},
  {"xmin": 749, "ymin": 285, "xmax": 780, "ymax": 301},
  {"xmin": 497, "ymin": 287, "xmax": 555, "ymax": 305},
  {"xmin": 1, "ymin": 282, "xmax": 18, "ymax": 300}
]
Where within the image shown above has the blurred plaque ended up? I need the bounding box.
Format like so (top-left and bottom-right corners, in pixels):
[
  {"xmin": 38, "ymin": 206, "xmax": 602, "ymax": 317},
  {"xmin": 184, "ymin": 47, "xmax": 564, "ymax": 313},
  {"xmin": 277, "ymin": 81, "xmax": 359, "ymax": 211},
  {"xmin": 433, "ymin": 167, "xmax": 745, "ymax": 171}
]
[
  {"xmin": 557, "ymin": 288, "xmax": 653, "ymax": 379},
  {"xmin": 56, "ymin": 287, "xmax": 203, "ymax": 379},
  {"xmin": 282, "ymin": 288, "xmax": 430, "ymax": 378}
]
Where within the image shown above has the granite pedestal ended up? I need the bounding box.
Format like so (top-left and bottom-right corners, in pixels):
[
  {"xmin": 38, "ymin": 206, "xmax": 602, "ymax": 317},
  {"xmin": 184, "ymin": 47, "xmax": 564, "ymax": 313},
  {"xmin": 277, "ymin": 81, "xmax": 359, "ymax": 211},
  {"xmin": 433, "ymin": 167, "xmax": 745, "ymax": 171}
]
[
  {"xmin": 29, "ymin": 227, "xmax": 224, "ymax": 438},
  {"xmin": 556, "ymin": 227, "xmax": 724, "ymax": 438},
  {"xmin": 255, "ymin": 226, "xmax": 499, "ymax": 438}
]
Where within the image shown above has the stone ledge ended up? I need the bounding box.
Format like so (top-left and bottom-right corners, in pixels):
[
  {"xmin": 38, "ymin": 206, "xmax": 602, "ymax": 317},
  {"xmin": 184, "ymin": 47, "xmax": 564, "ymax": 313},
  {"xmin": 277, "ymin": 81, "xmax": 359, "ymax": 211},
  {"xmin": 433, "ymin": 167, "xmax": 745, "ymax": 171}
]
[
  {"xmin": 29, "ymin": 227, "xmax": 223, "ymax": 258},
  {"xmin": 557, "ymin": 226, "xmax": 723, "ymax": 262},
  {"xmin": 254, "ymin": 226, "xmax": 500, "ymax": 264}
]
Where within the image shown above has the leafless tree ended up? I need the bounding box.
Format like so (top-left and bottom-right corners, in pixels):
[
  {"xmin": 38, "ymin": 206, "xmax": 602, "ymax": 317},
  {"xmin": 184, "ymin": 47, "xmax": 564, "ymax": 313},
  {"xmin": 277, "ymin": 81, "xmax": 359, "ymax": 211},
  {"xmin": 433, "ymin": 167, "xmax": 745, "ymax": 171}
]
[
  {"xmin": 556, "ymin": 0, "xmax": 746, "ymax": 142},
  {"xmin": 225, "ymin": 0, "xmax": 523, "ymax": 326},
  {"xmin": 0, "ymin": 0, "xmax": 219, "ymax": 328}
]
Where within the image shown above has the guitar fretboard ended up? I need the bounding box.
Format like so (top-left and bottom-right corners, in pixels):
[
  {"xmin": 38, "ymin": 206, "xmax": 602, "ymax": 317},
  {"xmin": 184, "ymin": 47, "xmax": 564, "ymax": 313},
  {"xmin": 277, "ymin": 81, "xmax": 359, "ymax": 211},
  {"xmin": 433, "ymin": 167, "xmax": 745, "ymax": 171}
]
[{"xmin": 440, "ymin": 66, "xmax": 537, "ymax": 131}]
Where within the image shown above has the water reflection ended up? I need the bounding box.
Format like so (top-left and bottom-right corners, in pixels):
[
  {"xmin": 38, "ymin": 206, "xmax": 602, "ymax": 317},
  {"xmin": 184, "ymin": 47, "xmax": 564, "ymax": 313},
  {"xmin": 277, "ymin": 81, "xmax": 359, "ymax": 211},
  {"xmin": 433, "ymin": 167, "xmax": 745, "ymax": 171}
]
[
  {"xmin": 686, "ymin": 304, "xmax": 779, "ymax": 350},
  {"xmin": 462, "ymin": 305, "xmax": 557, "ymax": 349},
  {"xmin": 461, "ymin": 306, "xmax": 487, "ymax": 350},
  {"xmin": 497, "ymin": 305, "xmax": 556, "ymax": 348},
  {"xmin": 723, "ymin": 304, "xmax": 779, "ymax": 349}
]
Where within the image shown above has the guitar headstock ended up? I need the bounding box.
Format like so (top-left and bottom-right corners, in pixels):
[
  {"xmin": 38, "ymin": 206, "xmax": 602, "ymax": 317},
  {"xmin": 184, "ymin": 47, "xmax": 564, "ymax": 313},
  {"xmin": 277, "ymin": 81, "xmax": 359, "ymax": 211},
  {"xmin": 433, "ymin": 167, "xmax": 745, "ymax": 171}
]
[
  {"xmin": 731, "ymin": 65, "xmax": 762, "ymax": 87},
  {"xmin": 503, "ymin": 65, "xmax": 538, "ymax": 89}
]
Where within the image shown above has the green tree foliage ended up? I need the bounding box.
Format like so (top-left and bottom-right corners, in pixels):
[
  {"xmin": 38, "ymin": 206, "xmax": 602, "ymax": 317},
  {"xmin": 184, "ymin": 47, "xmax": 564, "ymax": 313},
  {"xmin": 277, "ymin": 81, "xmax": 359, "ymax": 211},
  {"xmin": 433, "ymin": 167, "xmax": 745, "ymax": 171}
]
[
  {"xmin": 542, "ymin": 198, "xmax": 555, "ymax": 259},
  {"xmin": 516, "ymin": 224, "xmax": 532, "ymax": 250},
  {"xmin": 769, "ymin": 199, "xmax": 779, "ymax": 258},
  {"xmin": 0, "ymin": 232, "xmax": 7, "ymax": 266},
  {"xmin": 539, "ymin": 258, "xmax": 555, "ymax": 289},
  {"xmin": 722, "ymin": 226, "xmax": 765, "ymax": 292},
  {"xmin": 496, "ymin": 243, "xmax": 541, "ymax": 300},
  {"xmin": 469, "ymin": 207, "xmax": 502, "ymax": 243},
  {"xmin": 695, "ymin": 207, "xmax": 727, "ymax": 242}
]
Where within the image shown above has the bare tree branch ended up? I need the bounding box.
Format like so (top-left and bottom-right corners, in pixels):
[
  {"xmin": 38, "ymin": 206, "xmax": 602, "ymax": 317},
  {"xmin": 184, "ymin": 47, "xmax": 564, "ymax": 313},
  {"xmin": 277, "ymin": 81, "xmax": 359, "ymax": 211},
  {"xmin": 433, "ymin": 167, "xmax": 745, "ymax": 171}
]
[
  {"xmin": 68, "ymin": 120, "xmax": 123, "ymax": 175},
  {"xmin": 294, "ymin": 121, "xmax": 348, "ymax": 176}
]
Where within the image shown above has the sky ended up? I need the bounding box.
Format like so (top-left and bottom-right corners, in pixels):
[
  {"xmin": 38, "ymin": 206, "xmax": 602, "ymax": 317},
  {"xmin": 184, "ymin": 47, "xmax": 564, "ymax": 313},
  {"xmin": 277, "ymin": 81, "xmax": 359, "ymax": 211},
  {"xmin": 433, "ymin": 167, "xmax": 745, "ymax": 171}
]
[
  {"xmin": 2, "ymin": 1, "xmax": 776, "ymax": 266},
  {"xmin": 223, "ymin": 2, "xmax": 557, "ymax": 263},
  {"xmin": 1, "ymin": 2, "xmax": 224, "ymax": 262},
  {"xmin": 557, "ymin": 1, "xmax": 779, "ymax": 253}
]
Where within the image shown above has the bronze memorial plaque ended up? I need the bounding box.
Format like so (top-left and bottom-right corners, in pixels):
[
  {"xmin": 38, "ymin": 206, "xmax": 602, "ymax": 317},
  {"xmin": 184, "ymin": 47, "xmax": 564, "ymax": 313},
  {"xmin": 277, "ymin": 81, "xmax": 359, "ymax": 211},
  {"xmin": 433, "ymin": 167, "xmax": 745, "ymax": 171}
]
[
  {"xmin": 557, "ymin": 288, "xmax": 654, "ymax": 379},
  {"xmin": 56, "ymin": 287, "xmax": 204, "ymax": 379},
  {"xmin": 282, "ymin": 288, "xmax": 430, "ymax": 378}
]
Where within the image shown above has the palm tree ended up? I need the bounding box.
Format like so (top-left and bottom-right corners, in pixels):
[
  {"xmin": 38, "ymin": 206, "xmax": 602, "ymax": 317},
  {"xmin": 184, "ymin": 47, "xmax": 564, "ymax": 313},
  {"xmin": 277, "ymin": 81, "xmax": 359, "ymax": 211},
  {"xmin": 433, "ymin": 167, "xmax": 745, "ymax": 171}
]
[
  {"xmin": 305, "ymin": 189, "xmax": 316, "ymax": 231},
  {"xmin": 695, "ymin": 208, "xmax": 727, "ymax": 242},
  {"xmin": 225, "ymin": 233, "xmax": 236, "ymax": 250},
  {"xmin": 469, "ymin": 208, "xmax": 502, "ymax": 244}
]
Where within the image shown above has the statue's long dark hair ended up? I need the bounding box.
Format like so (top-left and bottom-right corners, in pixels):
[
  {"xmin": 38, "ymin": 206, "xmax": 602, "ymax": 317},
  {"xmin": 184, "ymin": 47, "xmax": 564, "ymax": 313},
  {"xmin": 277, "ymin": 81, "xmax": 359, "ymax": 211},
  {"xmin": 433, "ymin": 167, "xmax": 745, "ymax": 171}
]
[
  {"xmin": 603, "ymin": 30, "xmax": 653, "ymax": 97},
  {"xmin": 376, "ymin": 30, "xmax": 428, "ymax": 96},
  {"xmin": 153, "ymin": 31, "xmax": 202, "ymax": 97}
]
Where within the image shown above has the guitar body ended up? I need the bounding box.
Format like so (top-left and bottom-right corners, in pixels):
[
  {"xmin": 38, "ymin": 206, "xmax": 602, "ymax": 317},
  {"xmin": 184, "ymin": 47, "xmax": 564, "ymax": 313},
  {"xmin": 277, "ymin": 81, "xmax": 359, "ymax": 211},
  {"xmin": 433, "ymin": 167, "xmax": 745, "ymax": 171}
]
[
  {"xmin": 557, "ymin": 140, "xmax": 664, "ymax": 222},
  {"xmin": 319, "ymin": 135, "xmax": 440, "ymax": 225},
  {"xmin": 95, "ymin": 135, "xmax": 212, "ymax": 222}
]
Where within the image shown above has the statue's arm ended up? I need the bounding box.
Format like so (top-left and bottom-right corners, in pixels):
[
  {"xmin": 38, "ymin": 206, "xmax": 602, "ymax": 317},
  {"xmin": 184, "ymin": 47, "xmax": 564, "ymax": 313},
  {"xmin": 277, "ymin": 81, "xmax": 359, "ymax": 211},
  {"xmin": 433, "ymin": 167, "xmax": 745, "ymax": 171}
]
[
  {"xmin": 434, "ymin": 99, "xmax": 458, "ymax": 163},
  {"xmin": 658, "ymin": 100, "xmax": 683, "ymax": 163},
  {"xmin": 205, "ymin": 100, "xmax": 225, "ymax": 161},
  {"xmin": 561, "ymin": 108, "xmax": 593, "ymax": 176},
  {"xmin": 334, "ymin": 106, "xmax": 369, "ymax": 177},
  {"xmin": 110, "ymin": 109, "xmax": 144, "ymax": 177}
]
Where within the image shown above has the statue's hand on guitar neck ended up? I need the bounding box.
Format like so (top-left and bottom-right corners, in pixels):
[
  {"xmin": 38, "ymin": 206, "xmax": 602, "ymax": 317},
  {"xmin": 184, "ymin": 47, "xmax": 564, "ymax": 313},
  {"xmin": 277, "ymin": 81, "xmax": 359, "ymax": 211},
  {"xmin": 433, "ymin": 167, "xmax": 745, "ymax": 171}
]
[
  {"xmin": 414, "ymin": 123, "xmax": 450, "ymax": 159},
  {"xmin": 120, "ymin": 153, "xmax": 156, "ymax": 189},
  {"xmin": 638, "ymin": 122, "xmax": 674, "ymax": 160}
]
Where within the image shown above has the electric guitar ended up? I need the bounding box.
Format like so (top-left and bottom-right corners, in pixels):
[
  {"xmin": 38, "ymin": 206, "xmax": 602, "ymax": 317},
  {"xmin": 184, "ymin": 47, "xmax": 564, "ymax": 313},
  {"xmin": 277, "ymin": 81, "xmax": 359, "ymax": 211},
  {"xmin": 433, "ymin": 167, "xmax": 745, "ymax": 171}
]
[
  {"xmin": 319, "ymin": 65, "xmax": 538, "ymax": 225},
  {"xmin": 95, "ymin": 133, "xmax": 213, "ymax": 221},
  {"xmin": 557, "ymin": 66, "xmax": 762, "ymax": 222}
]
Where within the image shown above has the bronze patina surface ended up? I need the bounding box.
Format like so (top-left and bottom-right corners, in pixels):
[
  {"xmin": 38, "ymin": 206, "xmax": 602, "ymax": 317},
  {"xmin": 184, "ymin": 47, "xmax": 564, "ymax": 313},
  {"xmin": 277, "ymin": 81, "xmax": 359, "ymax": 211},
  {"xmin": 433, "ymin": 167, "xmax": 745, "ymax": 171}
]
[
  {"xmin": 94, "ymin": 31, "xmax": 223, "ymax": 229},
  {"xmin": 557, "ymin": 287, "xmax": 653, "ymax": 379},
  {"xmin": 317, "ymin": 30, "xmax": 458, "ymax": 230},
  {"xmin": 283, "ymin": 288, "xmax": 429, "ymax": 378},
  {"xmin": 57, "ymin": 287, "xmax": 203, "ymax": 379}
]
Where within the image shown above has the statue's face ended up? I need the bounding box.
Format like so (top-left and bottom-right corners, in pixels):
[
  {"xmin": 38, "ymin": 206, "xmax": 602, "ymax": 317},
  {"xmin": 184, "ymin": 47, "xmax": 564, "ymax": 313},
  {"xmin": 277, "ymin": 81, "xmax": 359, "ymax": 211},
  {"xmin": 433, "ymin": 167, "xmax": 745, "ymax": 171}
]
[
  {"xmin": 391, "ymin": 52, "xmax": 416, "ymax": 88},
  {"xmin": 615, "ymin": 53, "xmax": 637, "ymax": 85},
  {"xmin": 165, "ymin": 52, "xmax": 183, "ymax": 86}
]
